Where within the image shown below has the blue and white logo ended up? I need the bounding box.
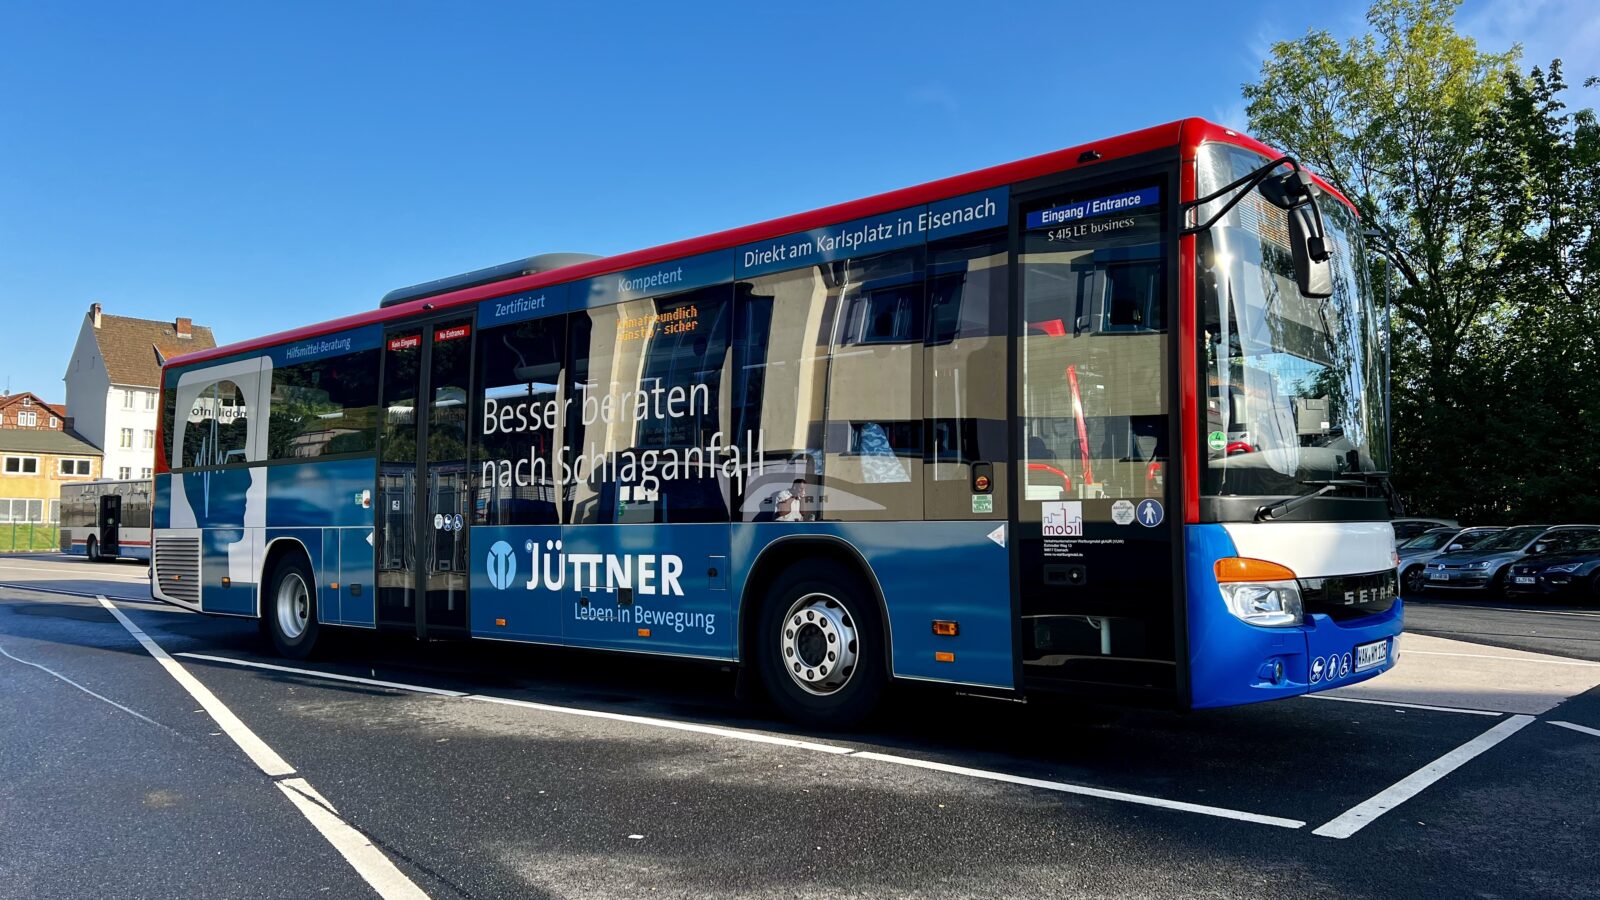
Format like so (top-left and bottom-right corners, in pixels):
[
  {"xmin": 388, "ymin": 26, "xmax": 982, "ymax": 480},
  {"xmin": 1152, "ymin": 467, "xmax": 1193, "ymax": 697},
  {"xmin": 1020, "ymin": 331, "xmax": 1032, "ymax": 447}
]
[
  {"xmin": 1339, "ymin": 653, "xmax": 1352, "ymax": 678},
  {"xmin": 486, "ymin": 540, "xmax": 518, "ymax": 590},
  {"xmin": 1136, "ymin": 499, "xmax": 1164, "ymax": 527},
  {"xmin": 1310, "ymin": 656, "xmax": 1325, "ymax": 683}
]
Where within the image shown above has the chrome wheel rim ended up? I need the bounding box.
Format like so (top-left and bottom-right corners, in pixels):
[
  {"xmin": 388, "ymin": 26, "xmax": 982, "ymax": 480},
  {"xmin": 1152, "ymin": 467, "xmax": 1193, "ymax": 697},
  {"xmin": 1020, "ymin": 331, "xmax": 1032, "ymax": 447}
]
[
  {"xmin": 779, "ymin": 592, "xmax": 858, "ymax": 696},
  {"xmin": 276, "ymin": 572, "xmax": 311, "ymax": 640}
]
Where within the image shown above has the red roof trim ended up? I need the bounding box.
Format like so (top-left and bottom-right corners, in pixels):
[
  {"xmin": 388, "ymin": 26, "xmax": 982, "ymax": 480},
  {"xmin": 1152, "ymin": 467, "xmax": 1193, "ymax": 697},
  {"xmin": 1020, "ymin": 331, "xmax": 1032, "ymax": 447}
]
[
  {"xmin": 168, "ymin": 117, "xmax": 1359, "ymax": 371},
  {"xmin": 169, "ymin": 119, "xmax": 1193, "ymax": 368}
]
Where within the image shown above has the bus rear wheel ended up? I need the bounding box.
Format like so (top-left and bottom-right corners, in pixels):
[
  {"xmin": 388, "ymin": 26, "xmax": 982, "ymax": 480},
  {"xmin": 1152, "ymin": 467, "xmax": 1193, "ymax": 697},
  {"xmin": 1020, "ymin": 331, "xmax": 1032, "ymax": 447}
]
[
  {"xmin": 86, "ymin": 536, "xmax": 99, "ymax": 562},
  {"xmin": 756, "ymin": 560, "xmax": 886, "ymax": 729},
  {"xmin": 265, "ymin": 553, "xmax": 320, "ymax": 659}
]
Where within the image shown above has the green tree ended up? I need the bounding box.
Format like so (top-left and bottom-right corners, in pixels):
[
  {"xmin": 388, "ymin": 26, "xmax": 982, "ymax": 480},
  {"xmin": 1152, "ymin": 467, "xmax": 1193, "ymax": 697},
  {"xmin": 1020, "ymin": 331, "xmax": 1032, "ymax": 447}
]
[{"xmin": 1243, "ymin": 0, "xmax": 1600, "ymax": 523}]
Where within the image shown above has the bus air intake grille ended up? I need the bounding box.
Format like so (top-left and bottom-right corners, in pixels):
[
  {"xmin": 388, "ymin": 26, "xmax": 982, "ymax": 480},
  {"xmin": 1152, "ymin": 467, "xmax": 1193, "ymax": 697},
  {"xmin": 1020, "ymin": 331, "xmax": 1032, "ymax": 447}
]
[{"xmin": 154, "ymin": 535, "xmax": 202, "ymax": 604}]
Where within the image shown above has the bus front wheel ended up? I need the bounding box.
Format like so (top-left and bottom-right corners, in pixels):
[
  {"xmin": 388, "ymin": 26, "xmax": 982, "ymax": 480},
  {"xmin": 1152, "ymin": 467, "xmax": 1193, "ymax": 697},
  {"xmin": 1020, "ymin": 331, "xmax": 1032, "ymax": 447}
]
[
  {"xmin": 86, "ymin": 536, "xmax": 99, "ymax": 562},
  {"xmin": 756, "ymin": 560, "xmax": 886, "ymax": 729},
  {"xmin": 265, "ymin": 553, "xmax": 320, "ymax": 659}
]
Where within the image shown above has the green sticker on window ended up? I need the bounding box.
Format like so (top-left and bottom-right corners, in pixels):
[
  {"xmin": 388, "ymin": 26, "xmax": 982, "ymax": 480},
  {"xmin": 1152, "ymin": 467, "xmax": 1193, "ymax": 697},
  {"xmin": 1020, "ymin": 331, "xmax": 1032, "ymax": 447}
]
[
  {"xmin": 972, "ymin": 494, "xmax": 994, "ymax": 514},
  {"xmin": 1208, "ymin": 431, "xmax": 1226, "ymax": 452}
]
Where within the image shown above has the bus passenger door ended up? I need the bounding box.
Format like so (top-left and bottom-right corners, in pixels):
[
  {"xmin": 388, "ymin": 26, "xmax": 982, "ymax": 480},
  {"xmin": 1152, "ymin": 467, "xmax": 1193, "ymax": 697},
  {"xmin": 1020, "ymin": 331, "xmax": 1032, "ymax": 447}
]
[
  {"xmin": 100, "ymin": 493, "xmax": 121, "ymax": 557},
  {"xmin": 376, "ymin": 318, "xmax": 474, "ymax": 638},
  {"xmin": 1012, "ymin": 171, "xmax": 1180, "ymax": 697}
]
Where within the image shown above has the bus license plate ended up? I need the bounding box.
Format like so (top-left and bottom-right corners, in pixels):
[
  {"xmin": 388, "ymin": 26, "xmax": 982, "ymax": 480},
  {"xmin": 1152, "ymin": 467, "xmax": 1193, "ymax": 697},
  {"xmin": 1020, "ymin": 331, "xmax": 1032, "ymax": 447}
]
[
  {"xmin": 1355, "ymin": 640, "xmax": 1388, "ymax": 672},
  {"xmin": 1513, "ymin": 576, "xmax": 1535, "ymax": 584},
  {"xmin": 1429, "ymin": 572, "xmax": 1450, "ymax": 581}
]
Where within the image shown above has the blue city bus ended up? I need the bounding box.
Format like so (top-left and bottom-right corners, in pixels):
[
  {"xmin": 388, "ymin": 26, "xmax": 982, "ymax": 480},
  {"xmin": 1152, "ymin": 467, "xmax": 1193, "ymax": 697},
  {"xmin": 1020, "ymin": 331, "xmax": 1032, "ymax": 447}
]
[{"xmin": 151, "ymin": 119, "xmax": 1401, "ymax": 726}]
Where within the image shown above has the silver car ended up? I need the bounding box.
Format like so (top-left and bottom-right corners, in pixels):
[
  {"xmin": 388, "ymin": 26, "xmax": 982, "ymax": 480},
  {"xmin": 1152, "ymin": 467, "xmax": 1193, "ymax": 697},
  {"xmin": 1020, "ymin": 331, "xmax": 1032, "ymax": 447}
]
[
  {"xmin": 1397, "ymin": 526, "xmax": 1503, "ymax": 596},
  {"xmin": 1422, "ymin": 525, "xmax": 1600, "ymax": 597}
]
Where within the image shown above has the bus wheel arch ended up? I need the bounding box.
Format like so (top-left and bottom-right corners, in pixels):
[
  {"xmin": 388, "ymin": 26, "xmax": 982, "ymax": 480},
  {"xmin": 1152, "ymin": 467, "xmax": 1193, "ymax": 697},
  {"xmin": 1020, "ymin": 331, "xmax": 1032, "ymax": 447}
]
[
  {"xmin": 261, "ymin": 539, "xmax": 320, "ymax": 659},
  {"xmin": 740, "ymin": 538, "xmax": 891, "ymax": 727}
]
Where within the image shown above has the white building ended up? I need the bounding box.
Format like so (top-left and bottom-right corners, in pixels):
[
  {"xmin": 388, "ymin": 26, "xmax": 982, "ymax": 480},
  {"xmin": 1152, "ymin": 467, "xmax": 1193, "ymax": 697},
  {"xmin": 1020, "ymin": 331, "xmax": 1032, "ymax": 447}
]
[{"xmin": 63, "ymin": 303, "xmax": 217, "ymax": 480}]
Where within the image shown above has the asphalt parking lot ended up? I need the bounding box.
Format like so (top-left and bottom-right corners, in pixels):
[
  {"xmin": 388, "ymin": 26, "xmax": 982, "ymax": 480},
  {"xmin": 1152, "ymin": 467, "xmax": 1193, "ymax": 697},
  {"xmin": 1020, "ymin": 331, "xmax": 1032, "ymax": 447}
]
[{"xmin": 2, "ymin": 554, "xmax": 1598, "ymax": 899}]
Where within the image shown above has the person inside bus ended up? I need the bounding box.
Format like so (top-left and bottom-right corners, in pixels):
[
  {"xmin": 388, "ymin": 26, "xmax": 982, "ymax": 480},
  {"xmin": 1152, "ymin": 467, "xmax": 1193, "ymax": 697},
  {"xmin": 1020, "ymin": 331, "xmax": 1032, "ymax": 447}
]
[{"xmin": 774, "ymin": 478, "xmax": 810, "ymax": 522}]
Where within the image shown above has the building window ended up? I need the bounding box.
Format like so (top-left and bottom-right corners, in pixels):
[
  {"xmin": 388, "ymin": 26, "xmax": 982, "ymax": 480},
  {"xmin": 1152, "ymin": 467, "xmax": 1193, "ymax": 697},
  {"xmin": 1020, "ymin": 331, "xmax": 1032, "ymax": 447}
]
[
  {"xmin": 118, "ymin": 467, "xmax": 131, "ymax": 479},
  {"xmin": 19, "ymin": 411, "xmax": 37, "ymax": 427},
  {"xmin": 142, "ymin": 429, "xmax": 155, "ymax": 449},
  {"xmin": 140, "ymin": 467, "xmax": 152, "ymax": 479},
  {"xmin": 49, "ymin": 416, "xmax": 58, "ymax": 428},
  {"xmin": 0, "ymin": 498, "xmax": 47, "ymax": 523},
  {"xmin": 145, "ymin": 392, "xmax": 157, "ymax": 411},
  {"xmin": 3, "ymin": 456, "xmax": 40, "ymax": 475},
  {"xmin": 123, "ymin": 390, "xmax": 135, "ymax": 409},
  {"xmin": 58, "ymin": 459, "xmax": 92, "ymax": 476},
  {"xmin": 21, "ymin": 397, "xmax": 32, "ymax": 406},
  {"xmin": 119, "ymin": 428, "xmax": 134, "ymax": 448}
]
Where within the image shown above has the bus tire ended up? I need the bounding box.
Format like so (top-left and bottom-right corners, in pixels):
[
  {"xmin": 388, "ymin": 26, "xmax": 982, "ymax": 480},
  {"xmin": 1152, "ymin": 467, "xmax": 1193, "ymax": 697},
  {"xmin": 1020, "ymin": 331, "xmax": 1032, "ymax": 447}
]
[
  {"xmin": 86, "ymin": 536, "xmax": 99, "ymax": 562},
  {"xmin": 756, "ymin": 560, "xmax": 886, "ymax": 729},
  {"xmin": 264, "ymin": 552, "xmax": 320, "ymax": 659}
]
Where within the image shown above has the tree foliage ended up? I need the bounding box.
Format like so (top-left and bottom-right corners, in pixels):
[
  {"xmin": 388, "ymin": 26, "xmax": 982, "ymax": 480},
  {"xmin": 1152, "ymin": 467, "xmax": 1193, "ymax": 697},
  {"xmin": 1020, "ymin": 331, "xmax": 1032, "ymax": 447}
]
[{"xmin": 1243, "ymin": 0, "xmax": 1600, "ymax": 523}]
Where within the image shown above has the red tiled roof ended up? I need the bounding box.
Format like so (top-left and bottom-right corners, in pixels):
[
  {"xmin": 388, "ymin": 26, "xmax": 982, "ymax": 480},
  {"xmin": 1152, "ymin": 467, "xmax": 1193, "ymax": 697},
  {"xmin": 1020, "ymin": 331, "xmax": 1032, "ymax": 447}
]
[{"xmin": 93, "ymin": 314, "xmax": 216, "ymax": 387}]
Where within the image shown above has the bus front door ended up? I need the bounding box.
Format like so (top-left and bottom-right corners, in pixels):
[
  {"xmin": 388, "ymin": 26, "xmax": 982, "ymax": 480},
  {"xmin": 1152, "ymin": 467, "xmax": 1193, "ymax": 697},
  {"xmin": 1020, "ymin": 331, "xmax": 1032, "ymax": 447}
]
[
  {"xmin": 376, "ymin": 318, "xmax": 474, "ymax": 638},
  {"xmin": 99, "ymin": 493, "xmax": 121, "ymax": 558}
]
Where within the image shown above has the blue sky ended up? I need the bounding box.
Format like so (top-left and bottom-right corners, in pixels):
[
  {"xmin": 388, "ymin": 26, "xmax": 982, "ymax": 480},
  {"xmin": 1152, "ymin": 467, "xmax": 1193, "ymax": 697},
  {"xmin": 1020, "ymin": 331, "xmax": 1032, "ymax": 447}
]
[{"xmin": 2, "ymin": 0, "xmax": 1594, "ymax": 403}]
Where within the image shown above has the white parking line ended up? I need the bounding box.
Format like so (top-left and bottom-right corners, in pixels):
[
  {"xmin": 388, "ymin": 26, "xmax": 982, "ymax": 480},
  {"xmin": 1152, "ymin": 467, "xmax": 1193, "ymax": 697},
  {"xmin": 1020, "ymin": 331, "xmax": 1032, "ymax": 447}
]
[
  {"xmin": 1312, "ymin": 714, "xmax": 1536, "ymax": 839},
  {"xmin": 1548, "ymin": 720, "xmax": 1600, "ymax": 739},
  {"xmin": 1460, "ymin": 606, "xmax": 1600, "ymax": 619},
  {"xmin": 1305, "ymin": 694, "xmax": 1503, "ymax": 717},
  {"xmin": 1403, "ymin": 649, "xmax": 1600, "ymax": 668},
  {"xmin": 850, "ymin": 751, "xmax": 1306, "ymax": 829},
  {"xmin": 178, "ymin": 653, "xmax": 470, "ymax": 698},
  {"xmin": 96, "ymin": 597, "xmax": 430, "ymax": 900},
  {"xmin": 0, "ymin": 561, "xmax": 150, "ymax": 582},
  {"xmin": 177, "ymin": 649, "xmax": 1305, "ymax": 829}
]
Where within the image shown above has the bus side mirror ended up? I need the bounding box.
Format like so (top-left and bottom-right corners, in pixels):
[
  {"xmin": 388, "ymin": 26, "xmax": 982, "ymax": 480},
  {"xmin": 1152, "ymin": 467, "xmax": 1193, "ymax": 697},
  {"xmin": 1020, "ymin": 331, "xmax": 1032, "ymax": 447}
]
[{"xmin": 1289, "ymin": 204, "xmax": 1333, "ymax": 298}]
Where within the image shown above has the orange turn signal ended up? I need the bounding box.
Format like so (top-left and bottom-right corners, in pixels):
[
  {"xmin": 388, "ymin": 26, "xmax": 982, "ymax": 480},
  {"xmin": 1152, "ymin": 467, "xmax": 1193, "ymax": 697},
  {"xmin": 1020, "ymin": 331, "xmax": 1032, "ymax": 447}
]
[
  {"xmin": 1214, "ymin": 557, "xmax": 1297, "ymax": 583},
  {"xmin": 934, "ymin": 651, "xmax": 955, "ymax": 663},
  {"xmin": 638, "ymin": 628, "xmax": 652, "ymax": 638},
  {"xmin": 931, "ymin": 620, "xmax": 959, "ymax": 637},
  {"xmin": 221, "ymin": 577, "xmax": 231, "ymax": 587},
  {"xmin": 494, "ymin": 617, "xmax": 507, "ymax": 627}
]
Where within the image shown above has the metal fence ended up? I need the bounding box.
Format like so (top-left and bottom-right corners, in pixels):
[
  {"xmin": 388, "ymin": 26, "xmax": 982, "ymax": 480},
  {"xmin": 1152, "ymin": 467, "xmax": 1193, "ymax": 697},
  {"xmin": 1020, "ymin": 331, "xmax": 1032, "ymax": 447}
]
[{"xmin": 0, "ymin": 524, "xmax": 59, "ymax": 552}]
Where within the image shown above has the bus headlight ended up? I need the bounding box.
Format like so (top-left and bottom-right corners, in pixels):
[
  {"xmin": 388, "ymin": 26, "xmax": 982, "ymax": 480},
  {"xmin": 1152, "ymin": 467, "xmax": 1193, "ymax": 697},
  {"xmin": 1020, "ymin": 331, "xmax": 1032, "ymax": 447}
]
[
  {"xmin": 1214, "ymin": 558, "xmax": 1304, "ymax": 628},
  {"xmin": 1218, "ymin": 581, "xmax": 1304, "ymax": 627}
]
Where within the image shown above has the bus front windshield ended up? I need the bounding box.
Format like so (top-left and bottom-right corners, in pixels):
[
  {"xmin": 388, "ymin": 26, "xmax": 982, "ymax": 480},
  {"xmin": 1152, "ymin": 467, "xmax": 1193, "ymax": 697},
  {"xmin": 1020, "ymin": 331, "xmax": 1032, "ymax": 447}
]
[{"xmin": 1196, "ymin": 143, "xmax": 1387, "ymax": 502}]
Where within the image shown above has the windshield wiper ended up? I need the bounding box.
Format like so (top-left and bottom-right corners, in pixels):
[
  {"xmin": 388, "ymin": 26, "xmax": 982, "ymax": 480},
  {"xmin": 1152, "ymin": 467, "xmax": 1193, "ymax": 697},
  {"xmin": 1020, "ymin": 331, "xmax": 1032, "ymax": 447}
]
[{"xmin": 1254, "ymin": 480, "xmax": 1366, "ymax": 522}]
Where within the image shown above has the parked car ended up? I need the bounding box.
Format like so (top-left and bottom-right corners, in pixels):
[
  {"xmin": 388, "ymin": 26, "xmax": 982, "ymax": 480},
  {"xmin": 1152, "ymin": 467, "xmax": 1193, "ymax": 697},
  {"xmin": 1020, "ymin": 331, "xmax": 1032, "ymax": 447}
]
[
  {"xmin": 1419, "ymin": 524, "xmax": 1599, "ymax": 597},
  {"xmin": 1392, "ymin": 517, "xmax": 1461, "ymax": 543},
  {"xmin": 1398, "ymin": 526, "xmax": 1504, "ymax": 595},
  {"xmin": 1503, "ymin": 529, "xmax": 1600, "ymax": 604}
]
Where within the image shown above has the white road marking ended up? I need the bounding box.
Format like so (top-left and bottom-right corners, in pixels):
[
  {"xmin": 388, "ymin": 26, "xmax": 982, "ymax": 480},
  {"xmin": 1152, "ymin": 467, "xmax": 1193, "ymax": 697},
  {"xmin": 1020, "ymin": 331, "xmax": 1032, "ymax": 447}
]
[
  {"xmin": 471, "ymin": 693, "xmax": 859, "ymax": 755},
  {"xmin": 1312, "ymin": 714, "xmax": 1536, "ymax": 839},
  {"xmin": 96, "ymin": 597, "xmax": 293, "ymax": 777},
  {"xmin": 1548, "ymin": 720, "xmax": 1600, "ymax": 738},
  {"xmin": 179, "ymin": 650, "xmax": 1304, "ymax": 828},
  {"xmin": 275, "ymin": 778, "xmax": 426, "ymax": 900},
  {"xmin": 1404, "ymin": 649, "xmax": 1600, "ymax": 668},
  {"xmin": 0, "ymin": 640, "xmax": 159, "ymax": 725},
  {"xmin": 0, "ymin": 561, "xmax": 150, "ymax": 581},
  {"xmin": 851, "ymin": 751, "xmax": 1306, "ymax": 829},
  {"xmin": 178, "ymin": 653, "xmax": 470, "ymax": 697},
  {"xmin": 1451, "ymin": 605, "xmax": 1600, "ymax": 619},
  {"xmin": 0, "ymin": 581, "xmax": 154, "ymax": 604},
  {"xmin": 95, "ymin": 597, "xmax": 430, "ymax": 900},
  {"xmin": 1305, "ymin": 694, "xmax": 1503, "ymax": 717}
]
